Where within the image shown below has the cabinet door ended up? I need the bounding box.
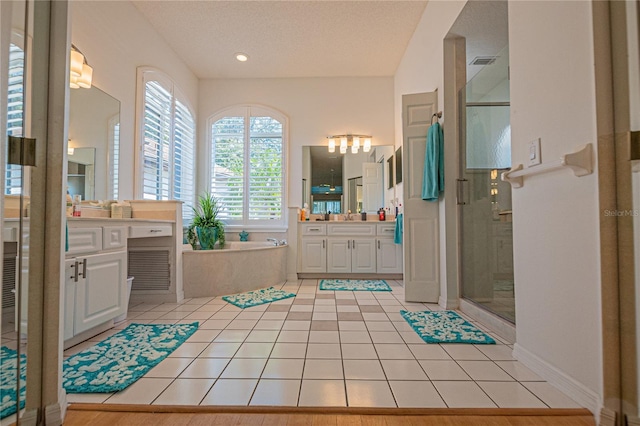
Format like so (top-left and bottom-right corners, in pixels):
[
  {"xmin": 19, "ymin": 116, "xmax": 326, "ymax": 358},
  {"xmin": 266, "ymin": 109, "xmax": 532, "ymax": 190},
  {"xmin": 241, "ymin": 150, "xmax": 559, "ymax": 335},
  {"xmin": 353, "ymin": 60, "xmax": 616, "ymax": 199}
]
[
  {"xmin": 352, "ymin": 238, "xmax": 377, "ymax": 273},
  {"xmin": 300, "ymin": 237, "xmax": 327, "ymax": 273},
  {"xmin": 327, "ymin": 238, "xmax": 351, "ymax": 273},
  {"xmin": 74, "ymin": 250, "xmax": 127, "ymax": 334},
  {"xmin": 377, "ymin": 239, "xmax": 403, "ymax": 273},
  {"xmin": 63, "ymin": 258, "xmax": 77, "ymax": 340}
]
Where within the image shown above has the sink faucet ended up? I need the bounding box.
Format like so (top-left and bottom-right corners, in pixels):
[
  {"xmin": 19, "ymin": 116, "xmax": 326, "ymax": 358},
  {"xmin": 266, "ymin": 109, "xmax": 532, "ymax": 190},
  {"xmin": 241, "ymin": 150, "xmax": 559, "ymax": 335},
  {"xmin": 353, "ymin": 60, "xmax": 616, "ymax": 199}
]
[
  {"xmin": 267, "ymin": 238, "xmax": 278, "ymax": 246},
  {"xmin": 345, "ymin": 210, "xmax": 352, "ymax": 221}
]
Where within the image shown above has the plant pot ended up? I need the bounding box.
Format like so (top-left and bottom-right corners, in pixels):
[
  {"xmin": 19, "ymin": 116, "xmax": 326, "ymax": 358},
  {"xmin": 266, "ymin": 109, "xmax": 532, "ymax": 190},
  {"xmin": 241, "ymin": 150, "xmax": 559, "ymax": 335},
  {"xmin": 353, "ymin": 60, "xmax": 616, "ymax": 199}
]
[{"xmin": 196, "ymin": 226, "xmax": 218, "ymax": 250}]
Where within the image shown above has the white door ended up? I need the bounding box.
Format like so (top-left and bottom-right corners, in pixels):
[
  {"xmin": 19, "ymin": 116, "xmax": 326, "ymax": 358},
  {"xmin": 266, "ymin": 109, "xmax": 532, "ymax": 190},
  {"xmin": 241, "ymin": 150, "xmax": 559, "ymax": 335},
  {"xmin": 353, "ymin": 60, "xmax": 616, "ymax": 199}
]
[
  {"xmin": 327, "ymin": 238, "xmax": 351, "ymax": 273},
  {"xmin": 351, "ymin": 238, "xmax": 376, "ymax": 273},
  {"xmin": 63, "ymin": 259, "xmax": 77, "ymax": 340},
  {"xmin": 300, "ymin": 237, "xmax": 326, "ymax": 273},
  {"xmin": 362, "ymin": 162, "xmax": 383, "ymax": 213},
  {"xmin": 402, "ymin": 92, "xmax": 440, "ymax": 302},
  {"xmin": 74, "ymin": 250, "xmax": 127, "ymax": 334},
  {"xmin": 377, "ymin": 239, "xmax": 403, "ymax": 274}
]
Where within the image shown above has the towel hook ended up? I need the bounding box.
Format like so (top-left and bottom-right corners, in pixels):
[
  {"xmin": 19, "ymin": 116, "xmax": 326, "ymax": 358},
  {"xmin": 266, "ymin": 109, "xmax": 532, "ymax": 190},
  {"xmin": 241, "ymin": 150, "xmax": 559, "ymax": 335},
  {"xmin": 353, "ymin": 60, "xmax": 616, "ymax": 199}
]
[{"xmin": 431, "ymin": 111, "xmax": 442, "ymax": 125}]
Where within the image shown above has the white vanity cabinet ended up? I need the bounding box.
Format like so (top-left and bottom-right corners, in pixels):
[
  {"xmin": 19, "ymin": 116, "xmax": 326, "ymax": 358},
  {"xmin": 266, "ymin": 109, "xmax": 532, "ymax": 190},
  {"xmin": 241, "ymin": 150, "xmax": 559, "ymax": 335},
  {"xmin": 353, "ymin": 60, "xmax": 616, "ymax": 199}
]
[
  {"xmin": 299, "ymin": 224, "xmax": 327, "ymax": 273},
  {"xmin": 376, "ymin": 224, "xmax": 403, "ymax": 273},
  {"xmin": 326, "ymin": 223, "xmax": 377, "ymax": 273},
  {"xmin": 64, "ymin": 225, "xmax": 127, "ymax": 341}
]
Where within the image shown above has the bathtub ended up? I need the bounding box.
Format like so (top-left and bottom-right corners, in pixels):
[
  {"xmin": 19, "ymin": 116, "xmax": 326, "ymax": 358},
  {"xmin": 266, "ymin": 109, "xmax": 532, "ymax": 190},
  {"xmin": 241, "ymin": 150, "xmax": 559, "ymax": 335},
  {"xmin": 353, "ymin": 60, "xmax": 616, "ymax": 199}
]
[{"xmin": 182, "ymin": 241, "xmax": 288, "ymax": 298}]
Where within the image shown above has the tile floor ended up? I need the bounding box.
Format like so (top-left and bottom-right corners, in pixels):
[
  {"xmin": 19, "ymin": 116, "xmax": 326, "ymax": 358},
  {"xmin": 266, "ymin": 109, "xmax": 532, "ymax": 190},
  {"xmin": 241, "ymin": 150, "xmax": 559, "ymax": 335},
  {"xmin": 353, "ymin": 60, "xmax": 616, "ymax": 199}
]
[{"xmin": 63, "ymin": 279, "xmax": 583, "ymax": 409}]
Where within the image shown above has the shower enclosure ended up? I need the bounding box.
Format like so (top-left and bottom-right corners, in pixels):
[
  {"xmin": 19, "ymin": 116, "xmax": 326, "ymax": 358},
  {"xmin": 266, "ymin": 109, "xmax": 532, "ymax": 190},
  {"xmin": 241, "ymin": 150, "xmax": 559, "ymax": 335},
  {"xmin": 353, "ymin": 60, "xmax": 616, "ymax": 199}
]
[{"xmin": 458, "ymin": 45, "xmax": 515, "ymax": 323}]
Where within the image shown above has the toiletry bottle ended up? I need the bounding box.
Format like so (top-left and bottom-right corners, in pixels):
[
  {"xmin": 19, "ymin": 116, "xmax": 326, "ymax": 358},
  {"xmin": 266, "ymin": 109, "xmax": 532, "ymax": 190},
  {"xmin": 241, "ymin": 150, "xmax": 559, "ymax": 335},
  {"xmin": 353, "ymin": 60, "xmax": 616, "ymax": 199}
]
[
  {"xmin": 379, "ymin": 208, "xmax": 385, "ymax": 221},
  {"xmin": 303, "ymin": 203, "xmax": 310, "ymax": 221}
]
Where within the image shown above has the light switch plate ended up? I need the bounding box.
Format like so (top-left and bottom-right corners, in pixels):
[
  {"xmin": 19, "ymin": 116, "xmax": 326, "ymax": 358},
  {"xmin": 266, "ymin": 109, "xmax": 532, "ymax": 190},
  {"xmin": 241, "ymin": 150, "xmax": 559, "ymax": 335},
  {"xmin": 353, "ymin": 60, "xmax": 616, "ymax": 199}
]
[{"xmin": 528, "ymin": 138, "xmax": 542, "ymax": 166}]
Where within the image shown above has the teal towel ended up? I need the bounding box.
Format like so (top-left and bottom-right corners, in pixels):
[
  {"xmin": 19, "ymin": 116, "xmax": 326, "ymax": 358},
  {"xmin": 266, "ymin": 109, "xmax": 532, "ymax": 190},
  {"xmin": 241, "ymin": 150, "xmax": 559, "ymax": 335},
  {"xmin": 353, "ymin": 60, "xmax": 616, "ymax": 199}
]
[
  {"xmin": 421, "ymin": 122, "xmax": 444, "ymax": 201},
  {"xmin": 394, "ymin": 213, "xmax": 403, "ymax": 245}
]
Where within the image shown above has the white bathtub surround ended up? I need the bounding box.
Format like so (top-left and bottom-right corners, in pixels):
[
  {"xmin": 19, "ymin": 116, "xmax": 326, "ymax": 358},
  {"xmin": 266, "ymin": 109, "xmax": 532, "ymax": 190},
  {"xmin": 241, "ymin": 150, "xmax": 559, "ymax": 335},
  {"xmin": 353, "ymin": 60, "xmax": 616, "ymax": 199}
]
[{"xmin": 183, "ymin": 242, "xmax": 287, "ymax": 298}]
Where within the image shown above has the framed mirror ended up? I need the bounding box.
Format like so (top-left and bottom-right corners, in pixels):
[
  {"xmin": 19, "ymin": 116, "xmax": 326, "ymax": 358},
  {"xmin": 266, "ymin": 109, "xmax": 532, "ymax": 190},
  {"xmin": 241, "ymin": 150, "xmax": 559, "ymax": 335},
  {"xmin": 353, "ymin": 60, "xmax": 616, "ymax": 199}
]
[{"xmin": 68, "ymin": 86, "xmax": 120, "ymax": 200}]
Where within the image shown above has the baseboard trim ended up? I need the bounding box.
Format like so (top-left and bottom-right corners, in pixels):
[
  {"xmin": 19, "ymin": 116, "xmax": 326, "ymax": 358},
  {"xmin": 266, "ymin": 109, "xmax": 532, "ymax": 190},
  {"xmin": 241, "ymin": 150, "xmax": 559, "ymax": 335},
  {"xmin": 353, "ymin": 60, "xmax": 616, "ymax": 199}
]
[
  {"xmin": 459, "ymin": 299, "xmax": 516, "ymax": 342},
  {"xmin": 438, "ymin": 296, "xmax": 459, "ymax": 309},
  {"xmin": 67, "ymin": 403, "xmax": 593, "ymax": 417},
  {"xmin": 598, "ymin": 407, "xmax": 617, "ymax": 426},
  {"xmin": 287, "ymin": 273, "xmax": 299, "ymax": 282},
  {"xmin": 627, "ymin": 414, "xmax": 640, "ymax": 426},
  {"xmin": 44, "ymin": 395, "xmax": 66, "ymax": 426},
  {"xmin": 20, "ymin": 408, "xmax": 38, "ymax": 426},
  {"xmin": 513, "ymin": 343, "xmax": 600, "ymax": 416}
]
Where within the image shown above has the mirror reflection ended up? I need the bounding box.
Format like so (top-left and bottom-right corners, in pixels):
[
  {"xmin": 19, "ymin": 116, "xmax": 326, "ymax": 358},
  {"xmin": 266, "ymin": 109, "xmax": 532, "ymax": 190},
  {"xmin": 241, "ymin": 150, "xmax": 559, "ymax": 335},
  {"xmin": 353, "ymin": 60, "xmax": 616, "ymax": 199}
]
[
  {"xmin": 68, "ymin": 86, "xmax": 120, "ymax": 201},
  {"xmin": 302, "ymin": 145, "xmax": 394, "ymax": 214}
]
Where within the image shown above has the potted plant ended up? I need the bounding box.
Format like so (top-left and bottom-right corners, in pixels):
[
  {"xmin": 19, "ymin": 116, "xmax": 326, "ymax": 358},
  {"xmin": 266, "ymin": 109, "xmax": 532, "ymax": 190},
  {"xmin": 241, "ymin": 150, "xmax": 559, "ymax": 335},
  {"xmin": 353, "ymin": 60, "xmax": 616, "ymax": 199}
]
[{"xmin": 189, "ymin": 193, "xmax": 225, "ymax": 250}]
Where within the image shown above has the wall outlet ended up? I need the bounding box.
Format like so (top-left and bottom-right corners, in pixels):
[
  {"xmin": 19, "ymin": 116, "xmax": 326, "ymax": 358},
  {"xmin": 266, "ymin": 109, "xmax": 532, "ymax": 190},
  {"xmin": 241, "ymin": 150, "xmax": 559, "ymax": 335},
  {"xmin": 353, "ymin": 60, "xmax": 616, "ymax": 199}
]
[{"xmin": 528, "ymin": 138, "xmax": 542, "ymax": 166}]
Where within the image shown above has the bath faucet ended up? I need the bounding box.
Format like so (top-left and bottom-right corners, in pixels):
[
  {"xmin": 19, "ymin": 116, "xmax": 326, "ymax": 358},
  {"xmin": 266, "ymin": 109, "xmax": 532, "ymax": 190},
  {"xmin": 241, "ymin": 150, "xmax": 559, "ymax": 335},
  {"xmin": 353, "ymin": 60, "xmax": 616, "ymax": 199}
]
[{"xmin": 267, "ymin": 238, "xmax": 278, "ymax": 246}]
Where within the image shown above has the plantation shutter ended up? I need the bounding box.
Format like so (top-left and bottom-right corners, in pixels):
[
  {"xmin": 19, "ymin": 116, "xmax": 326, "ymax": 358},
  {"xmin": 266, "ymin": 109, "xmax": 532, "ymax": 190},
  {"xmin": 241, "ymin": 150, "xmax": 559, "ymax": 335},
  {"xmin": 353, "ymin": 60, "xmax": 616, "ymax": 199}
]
[
  {"xmin": 5, "ymin": 44, "xmax": 24, "ymax": 195},
  {"xmin": 109, "ymin": 118, "xmax": 120, "ymax": 200},
  {"xmin": 142, "ymin": 80, "xmax": 172, "ymax": 200},
  {"xmin": 211, "ymin": 117, "xmax": 245, "ymax": 222},
  {"xmin": 249, "ymin": 116, "xmax": 283, "ymax": 221},
  {"xmin": 174, "ymin": 99, "xmax": 195, "ymax": 221}
]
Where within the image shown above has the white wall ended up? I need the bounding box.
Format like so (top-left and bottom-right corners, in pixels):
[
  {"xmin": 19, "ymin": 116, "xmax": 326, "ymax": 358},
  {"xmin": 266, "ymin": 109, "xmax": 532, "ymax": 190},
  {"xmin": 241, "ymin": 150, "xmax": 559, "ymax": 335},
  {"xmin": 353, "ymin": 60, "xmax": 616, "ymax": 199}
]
[
  {"xmin": 508, "ymin": 0, "xmax": 602, "ymax": 411},
  {"xmin": 70, "ymin": 1, "xmax": 199, "ymax": 200},
  {"xmin": 197, "ymin": 77, "xmax": 395, "ymax": 211}
]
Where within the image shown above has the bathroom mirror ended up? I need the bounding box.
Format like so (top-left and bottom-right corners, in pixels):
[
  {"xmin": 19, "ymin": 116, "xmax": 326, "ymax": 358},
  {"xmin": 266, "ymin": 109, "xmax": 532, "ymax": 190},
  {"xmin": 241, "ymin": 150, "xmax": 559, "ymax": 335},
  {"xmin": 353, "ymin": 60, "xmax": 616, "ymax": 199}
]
[
  {"xmin": 68, "ymin": 85, "xmax": 120, "ymax": 200},
  {"xmin": 302, "ymin": 145, "xmax": 394, "ymax": 214}
]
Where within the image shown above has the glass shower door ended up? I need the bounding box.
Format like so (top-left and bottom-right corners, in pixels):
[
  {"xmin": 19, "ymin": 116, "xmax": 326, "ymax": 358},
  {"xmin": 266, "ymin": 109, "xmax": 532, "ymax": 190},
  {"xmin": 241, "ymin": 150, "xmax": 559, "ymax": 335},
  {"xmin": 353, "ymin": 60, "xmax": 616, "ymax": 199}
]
[{"xmin": 458, "ymin": 45, "xmax": 515, "ymax": 323}]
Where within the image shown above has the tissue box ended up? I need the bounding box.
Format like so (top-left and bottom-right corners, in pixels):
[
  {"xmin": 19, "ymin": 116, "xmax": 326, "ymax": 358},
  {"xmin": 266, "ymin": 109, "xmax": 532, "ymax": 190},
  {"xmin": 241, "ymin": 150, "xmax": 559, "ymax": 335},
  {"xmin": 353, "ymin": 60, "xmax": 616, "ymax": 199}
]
[
  {"xmin": 111, "ymin": 204, "xmax": 132, "ymax": 219},
  {"xmin": 80, "ymin": 206, "xmax": 111, "ymax": 218}
]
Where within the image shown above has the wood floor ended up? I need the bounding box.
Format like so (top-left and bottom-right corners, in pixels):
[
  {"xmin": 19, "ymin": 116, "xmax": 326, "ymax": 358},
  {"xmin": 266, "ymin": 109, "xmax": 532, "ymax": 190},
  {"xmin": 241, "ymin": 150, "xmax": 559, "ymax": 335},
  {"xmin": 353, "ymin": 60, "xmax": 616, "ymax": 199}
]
[{"xmin": 64, "ymin": 405, "xmax": 596, "ymax": 426}]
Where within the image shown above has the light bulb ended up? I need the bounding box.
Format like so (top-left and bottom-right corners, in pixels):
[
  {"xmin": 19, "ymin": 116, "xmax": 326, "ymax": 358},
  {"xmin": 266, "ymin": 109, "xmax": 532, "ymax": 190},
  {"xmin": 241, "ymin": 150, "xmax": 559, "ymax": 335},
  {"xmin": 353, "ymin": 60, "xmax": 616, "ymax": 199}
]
[
  {"xmin": 70, "ymin": 50, "xmax": 84, "ymax": 77},
  {"xmin": 328, "ymin": 138, "xmax": 335, "ymax": 153},
  {"xmin": 353, "ymin": 137, "xmax": 360, "ymax": 149},
  {"xmin": 77, "ymin": 63, "xmax": 93, "ymax": 89},
  {"xmin": 364, "ymin": 138, "xmax": 371, "ymax": 152}
]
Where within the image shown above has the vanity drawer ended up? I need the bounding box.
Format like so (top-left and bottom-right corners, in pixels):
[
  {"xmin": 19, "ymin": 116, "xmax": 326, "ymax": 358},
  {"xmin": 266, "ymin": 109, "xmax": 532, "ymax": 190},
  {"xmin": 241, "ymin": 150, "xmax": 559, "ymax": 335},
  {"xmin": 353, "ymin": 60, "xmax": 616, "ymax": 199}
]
[
  {"xmin": 327, "ymin": 223, "xmax": 376, "ymax": 236},
  {"xmin": 129, "ymin": 224, "xmax": 173, "ymax": 238},
  {"xmin": 377, "ymin": 224, "xmax": 396, "ymax": 237},
  {"xmin": 67, "ymin": 227, "xmax": 103, "ymax": 256},
  {"xmin": 301, "ymin": 223, "xmax": 326, "ymax": 236},
  {"xmin": 103, "ymin": 226, "xmax": 127, "ymax": 250}
]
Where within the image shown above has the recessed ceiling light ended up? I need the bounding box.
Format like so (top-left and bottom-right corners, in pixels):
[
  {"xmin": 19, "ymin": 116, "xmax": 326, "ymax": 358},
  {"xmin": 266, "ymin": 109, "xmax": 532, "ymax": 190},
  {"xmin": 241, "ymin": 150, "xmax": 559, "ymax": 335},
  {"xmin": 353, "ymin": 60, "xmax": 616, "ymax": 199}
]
[{"xmin": 236, "ymin": 53, "xmax": 249, "ymax": 62}]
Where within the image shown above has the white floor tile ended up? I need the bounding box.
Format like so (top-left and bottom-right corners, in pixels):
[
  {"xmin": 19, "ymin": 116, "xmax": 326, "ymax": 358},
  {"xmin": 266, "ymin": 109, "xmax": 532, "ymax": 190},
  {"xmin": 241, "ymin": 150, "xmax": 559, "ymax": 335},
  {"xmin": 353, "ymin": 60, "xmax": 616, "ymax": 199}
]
[
  {"xmin": 440, "ymin": 344, "xmax": 489, "ymax": 360},
  {"xmin": 250, "ymin": 379, "xmax": 301, "ymax": 406},
  {"xmin": 105, "ymin": 378, "xmax": 173, "ymax": 405},
  {"xmin": 210, "ymin": 312, "xmax": 238, "ymax": 320},
  {"xmin": 432, "ymin": 381, "xmax": 497, "ymax": 408},
  {"xmin": 277, "ymin": 330, "xmax": 309, "ymax": 343},
  {"xmin": 168, "ymin": 342, "xmax": 208, "ymax": 358},
  {"xmin": 270, "ymin": 342, "xmax": 307, "ymax": 358},
  {"xmin": 226, "ymin": 319, "xmax": 259, "ymax": 330},
  {"xmin": 312, "ymin": 312, "xmax": 337, "ymax": 321},
  {"xmin": 255, "ymin": 320, "xmax": 285, "ymax": 330},
  {"xmin": 314, "ymin": 305, "xmax": 337, "ymax": 312},
  {"xmin": 341, "ymin": 343, "xmax": 379, "ymax": 360},
  {"xmin": 200, "ymin": 342, "xmax": 241, "ymax": 358},
  {"xmin": 339, "ymin": 331, "xmax": 372, "ymax": 343},
  {"xmin": 184, "ymin": 312, "xmax": 215, "ymax": 321},
  {"xmin": 214, "ymin": 330, "xmax": 251, "ymax": 342},
  {"xmin": 389, "ymin": 381, "xmax": 447, "ymax": 408},
  {"xmin": 380, "ymin": 359, "xmax": 428, "ymax": 380},
  {"xmin": 307, "ymin": 343, "xmax": 341, "ymax": 359},
  {"xmin": 282, "ymin": 321, "xmax": 311, "ymax": 331},
  {"xmin": 408, "ymin": 344, "xmax": 452, "ymax": 360},
  {"xmin": 521, "ymin": 382, "xmax": 582, "ymax": 408},
  {"xmin": 298, "ymin": 380, "xmax": 346, "ymax": 406},
  {"xmin": 145, "ymin": 357, "xmax": 194, "ymax": 378},
  {"xmin": 153, "ymin": 378, "xmax": 215, "ymax": 405},
  {"xmin": 236, "ymin": 311, "xmax": 264, "ymax": 320},
  {"xmin": 457, "ymin": 361, "xmax": 514, "ymax": 381},
  {"xmin": 419, "ymin": 360, "xmax": 471, "ymax": 381},
  {"xmin": 179, "ymin": 358, "xmax": 230, "ymax": 378},
  {"xmin": 345, "ymin": 380, "xmax": 396, "ymax": 407},
  {"xmin": 290, "ymin": 305, "xmax": 313, "ymax": 312},
  {"xmin": 495, "ymin": 361, "xmax": 544, "ymax": 381},
  {"xmin": 202, "ymin": 319, "xmax": 232, "ymax": 329},
  {"xmin": 343, "ymin": 359, "xmax": 386, "ymax": 380},
  {"xmin": 262, "ymin": 358, "xmax": 305, "ymax": 379},
  {"xmin": 365, "ymin": 321, "xmax": 395, "ymax": 332},
  {"xmin": 369, "ymin": 331, "xmax": 404, "ymax": 344},
  {"xmin": 338, "ymin": 321, "xmax": 367, "ymax": 331},
  {"xmin": 475, "ymin": 345, "xmax": 515, "ymax": 361},
  {"xmin": 374, "ymin": 343, "xmax": 414, "ymax": 360},
  {"xmin": 187, "ymin": 329, "xmax": 221, "ymax": 343},
  {"xmin": 309, "ymin": 331, "xmax": 340, "ymax": 343},
  {"xmin": 159, "ymin": 312, "xmax": 191, "ymax": 321},
  {"xmin": 303, "ymin": 359, "xmax": 344, "ymax": 379},
  {"xmin": 337, "ymin": 305, "xmax": 360, "ymax": 313},
  {"xmin": 386, "ymin": 313, "xmax": 405, "ymax": 321},
  {"xmin": 245, "ymin": 330, "xmax": 280, "ymax": 343},
  {"xmin": 66, "ymin": 393, "xmax": 113, "ymax": 403},
  {"xmin": 362, "ymin": 313, "xmax": 390, "ymax": 321},
  {"xmin": 261, "ymin": 312, "xmax": 288, "ymax": 320},
  {"xmin": 220, "ymin": 358, "xmax": 268, "ymax": 379},
  {"xmin": 201, "ymin": 379, "xmax": 258, "ymax": 405},
  {"xmin": 478, "ymin": 382, "xmax": 547, "ymax": 408},
  {"xmin": 234, "ymin": 342, "xmax": 274, "ymax": 358}
]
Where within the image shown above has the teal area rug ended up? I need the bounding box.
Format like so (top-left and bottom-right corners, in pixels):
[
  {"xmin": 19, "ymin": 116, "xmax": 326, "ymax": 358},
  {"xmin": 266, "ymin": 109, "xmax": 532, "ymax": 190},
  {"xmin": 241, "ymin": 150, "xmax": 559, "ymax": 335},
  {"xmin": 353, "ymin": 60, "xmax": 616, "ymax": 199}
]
[
  {"xmin": 63, "ymin": 322, "xmax": 198, "ymax": 393},
  {"xmin": 319, "ymin": 279, "xmax": 392, "ymax": 292},
  {"xmin": 222, "ymin": 287, "xmax": 295, "ymax": 309},
  {"xmin": 401, "ymin": 310, "xmax": 496, "ymax": 344},
  {"xmin": 1, "ymin": 346, "xmax": 26, "ymax": 420}
]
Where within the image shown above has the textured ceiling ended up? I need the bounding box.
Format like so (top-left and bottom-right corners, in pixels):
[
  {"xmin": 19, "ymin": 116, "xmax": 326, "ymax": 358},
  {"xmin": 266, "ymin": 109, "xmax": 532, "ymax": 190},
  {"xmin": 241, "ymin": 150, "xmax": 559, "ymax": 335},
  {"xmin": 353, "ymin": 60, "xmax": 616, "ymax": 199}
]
[{"xmin": 131, "ymin": 1, "xmax": 428, "ymax": 79}]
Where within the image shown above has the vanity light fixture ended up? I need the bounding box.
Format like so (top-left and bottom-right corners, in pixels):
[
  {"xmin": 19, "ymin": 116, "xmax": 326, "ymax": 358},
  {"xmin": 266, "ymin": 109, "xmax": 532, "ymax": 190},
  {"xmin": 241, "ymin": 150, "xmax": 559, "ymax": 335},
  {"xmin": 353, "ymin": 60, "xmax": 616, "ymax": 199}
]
[
  {"xmin": 236, "ymin": 53, "xmax": 249, "ymax": 62},
  {"xmin": 69, "ymin": 45, "xmax": 93, "ymax": 89},
  {"xmin": 327, "ymin": 134, "xmax": 372, "ymax": 154}
]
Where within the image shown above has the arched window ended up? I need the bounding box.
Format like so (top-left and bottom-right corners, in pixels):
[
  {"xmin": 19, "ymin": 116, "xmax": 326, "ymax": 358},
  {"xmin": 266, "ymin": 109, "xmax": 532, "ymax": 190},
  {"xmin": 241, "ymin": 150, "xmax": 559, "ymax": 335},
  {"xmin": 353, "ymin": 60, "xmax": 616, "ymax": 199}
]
[
  {"xmin": 209, "ymin": 106, "xmax": 286, "ymax": 229},
  {"xmin": 137, "ymin": 68, "xmax": 195, "ymax": 220}
]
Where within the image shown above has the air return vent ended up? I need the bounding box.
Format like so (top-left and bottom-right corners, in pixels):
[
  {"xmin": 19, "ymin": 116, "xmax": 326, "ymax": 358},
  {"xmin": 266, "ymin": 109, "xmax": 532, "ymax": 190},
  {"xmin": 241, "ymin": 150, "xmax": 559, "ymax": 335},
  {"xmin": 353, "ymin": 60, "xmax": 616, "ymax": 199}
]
[
  {"xmin": 128, "ymin": 249, "xmax": 171, "ymax": 291},
  {"xmin": 470, "ymin": 56, "xmax": 498, "ymax": 66}
]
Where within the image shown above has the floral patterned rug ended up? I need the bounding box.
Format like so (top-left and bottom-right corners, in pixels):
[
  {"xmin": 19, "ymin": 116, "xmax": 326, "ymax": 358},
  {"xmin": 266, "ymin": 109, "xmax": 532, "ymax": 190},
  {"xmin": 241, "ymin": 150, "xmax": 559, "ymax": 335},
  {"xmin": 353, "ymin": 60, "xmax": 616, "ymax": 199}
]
[
  {"xmin": 400, "ymin": 310, "xmax": 496, "ymax": 344},
  {"xmin": 0, "ymin": 346, "xmax": 26, "ymax": 420},
  {"xmin": 63, "ymin": 322, "xmax": 198, "ymax": 393},
  {"xmin": 319, "ymin": 279, "xmax": 392, "ymax": 292},
  {"xmin": 222, "ymin": 287, "xmax": 296, "ymax": 308}
]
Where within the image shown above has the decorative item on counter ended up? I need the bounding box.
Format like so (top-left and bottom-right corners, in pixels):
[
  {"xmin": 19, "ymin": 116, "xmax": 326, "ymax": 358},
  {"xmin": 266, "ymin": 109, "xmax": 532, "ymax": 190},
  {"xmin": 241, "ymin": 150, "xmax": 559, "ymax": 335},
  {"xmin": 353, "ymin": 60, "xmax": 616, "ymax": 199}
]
[
  {"xmin": 303, "ymin": 203, "xmax": 310, "ymax": 221},
  {"xmin": 111, "ymin": 202, "xmax": 132, "ymax": 219},
  {"xmin": 72, "ymin": 195, "xmax": 82, "ymax": 217},
  {"xmin": 239, "ymin": 230, "xmax": 249, "ymax": 241},
  {"xmin": 324, "ymin": 211, "xmax": 330, "ymax": 221},
  {"xmin": 189, "ymin": 192, "xmax": 225, "ymax": 250},
  {"xmin": 66, "ymin": 190, "xmax": 73, "ymax": 217},
  {"xmin": 378, "ymin": 208, "xmax": 385, "ymax": 221},
  {"xmin": 361, "ymin": 212, "xmax": 367, "ymax": 221}
]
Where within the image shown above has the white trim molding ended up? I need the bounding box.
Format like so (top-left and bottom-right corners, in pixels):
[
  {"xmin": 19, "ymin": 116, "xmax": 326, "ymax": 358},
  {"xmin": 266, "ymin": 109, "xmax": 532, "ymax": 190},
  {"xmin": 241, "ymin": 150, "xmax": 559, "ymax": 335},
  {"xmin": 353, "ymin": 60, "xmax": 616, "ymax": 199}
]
[{"xmin": 513, "ymin": 343, "xmax": 601, "ymax": 416}]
